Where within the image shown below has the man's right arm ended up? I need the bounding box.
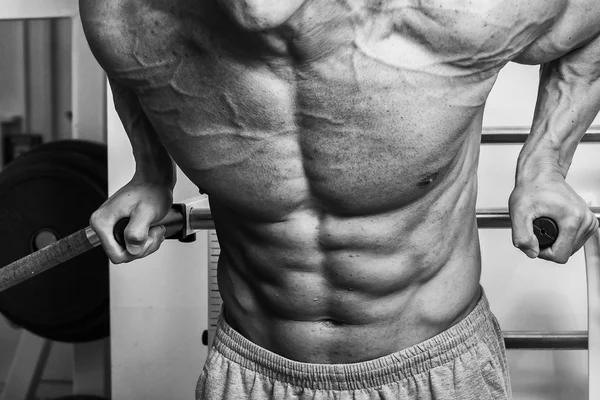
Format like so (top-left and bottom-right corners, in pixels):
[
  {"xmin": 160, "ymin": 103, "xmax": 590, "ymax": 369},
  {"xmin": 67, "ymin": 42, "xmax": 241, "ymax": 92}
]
[{"xmin": 80, "ymin": 1, "xmax": 176, "ymax": 262}]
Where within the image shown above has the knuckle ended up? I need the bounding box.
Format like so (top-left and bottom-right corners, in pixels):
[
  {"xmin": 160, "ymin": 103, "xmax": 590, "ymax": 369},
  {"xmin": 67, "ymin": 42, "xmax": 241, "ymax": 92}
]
[
  {"xmin": 555, "ymin": 256, "xmax": 569, "ymax": 265},
  {"xmin": 108, "ymin": 254, "xmax": 125, "ymax": 264},
  {"xmin": 569, "ymin": 207, "xmax": 585, "ymax": 221},
  {"xmin": 125, "ymin": 229, "xmax": 147, "ymax": 243},
  {"xmin": 152, "ymin": 229, "xmax": 167, "ymax": 242},
  {"xmin": 538, "ymin": 253, "xmax": 550, "ymax": 262},
  {"xmin": 562, "ymin": 219, "xmax": 581, "ymax": 233},
  {"xmin": 145, "ymin": 247, "xmax": 158, "ymax": 258},
  {"xmin": 512, "ymin": 236, "xmax": 532, "ymax": 249},
  {"xmin": 89, "ymin": 212, "xmax": 103, "ymax": 228},
  {"xmin": 549, "ymin": 252, "xmax": 570, "ymax": 264}
]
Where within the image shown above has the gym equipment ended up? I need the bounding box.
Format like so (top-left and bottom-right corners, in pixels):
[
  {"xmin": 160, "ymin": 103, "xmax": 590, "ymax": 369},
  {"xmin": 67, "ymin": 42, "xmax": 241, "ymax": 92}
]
[
  {"xmin": 0, "ymin": 198, "xmax": 213, "ymax": 293},
  {"xmin": 0, "ymin": 140, "xmax": 109, "ymax": 342}
]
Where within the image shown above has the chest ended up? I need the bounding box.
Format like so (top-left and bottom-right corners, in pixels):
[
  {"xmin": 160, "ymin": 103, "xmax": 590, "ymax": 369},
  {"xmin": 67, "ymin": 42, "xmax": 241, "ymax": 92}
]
[
  {"xmin": 123, "ymin": 0, "xmax": 563, "ymax": 103},
  {"xmin": 106, "ymin": 0, "xmax": 564, "ymax": 214}
]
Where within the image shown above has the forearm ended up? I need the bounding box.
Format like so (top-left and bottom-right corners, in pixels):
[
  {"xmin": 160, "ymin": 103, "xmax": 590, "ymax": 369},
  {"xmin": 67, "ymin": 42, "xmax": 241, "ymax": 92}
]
[
  {"xmin": 517, "ymin": 34, "xmax": 600, "ymax": 181},
  {"xmin": 109, "ymin": 79, "xmax": 176, "ymax": 188}
]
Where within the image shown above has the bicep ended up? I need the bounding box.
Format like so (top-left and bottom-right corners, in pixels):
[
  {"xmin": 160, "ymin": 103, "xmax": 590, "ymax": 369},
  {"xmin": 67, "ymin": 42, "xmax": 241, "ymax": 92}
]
[{"xmin": 514, "ymin": 0, "xmax": 600, "ymax": 65}]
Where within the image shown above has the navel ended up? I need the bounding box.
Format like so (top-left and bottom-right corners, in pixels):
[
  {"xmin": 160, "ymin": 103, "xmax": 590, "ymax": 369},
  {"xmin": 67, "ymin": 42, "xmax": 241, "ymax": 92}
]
[
  {"xmin": 417, "ymin": 171, "xmax": 439, "ymax": 187},
  {"xmin": 320, "ymin": 318, "xmax": 344, "ymax": 327}
]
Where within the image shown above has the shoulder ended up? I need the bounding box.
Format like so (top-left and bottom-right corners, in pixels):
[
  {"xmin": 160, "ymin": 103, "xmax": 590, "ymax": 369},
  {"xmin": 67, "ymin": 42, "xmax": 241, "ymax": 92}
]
[
  {"xmin": 79, "ymin": 0, "xmax": 137, "ymax": 54},
  {"xmin": 79, "ymin": 0, "xmax": 141, "ymax": 74},
  {"xmin": 369, "ymin": 0, "xmax": 565, "ymax": 70},
  {"xmin": 515, "ymin": 0, "xmax": 600, "ymax": 64},
  {"xmin": 79, "ymin": 0, "xmax": 188, "ymax": 80}
]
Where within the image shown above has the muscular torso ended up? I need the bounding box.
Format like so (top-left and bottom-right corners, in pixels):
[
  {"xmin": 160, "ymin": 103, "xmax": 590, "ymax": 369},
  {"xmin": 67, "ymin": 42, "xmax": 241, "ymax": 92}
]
[{"xmin": 85, "ymin": 0, "xmax": 581, "ymax": 362}]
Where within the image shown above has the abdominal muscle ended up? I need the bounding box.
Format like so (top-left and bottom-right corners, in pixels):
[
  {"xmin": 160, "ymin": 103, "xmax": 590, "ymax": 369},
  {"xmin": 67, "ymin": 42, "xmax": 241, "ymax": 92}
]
[{"xmin": 207, "ymin": 128, "xmax": 483, "ymax": 364}]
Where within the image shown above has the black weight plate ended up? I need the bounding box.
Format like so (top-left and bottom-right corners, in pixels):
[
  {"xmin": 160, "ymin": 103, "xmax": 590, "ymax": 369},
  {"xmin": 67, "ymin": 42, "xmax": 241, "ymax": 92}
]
[
  {"xmin": 0, "ymin": 140, "xmax": 110, "ymax": 342},
  {"xmin": 0, "ymin": 141, "xmax": 110, "ymax": 342},
  {"xmin": 8, "ymin": 140, "xmax": 107, "ymax": 168},
  {"xmin": 23, "ymin": 142, "xmax": 110, "ymax": 342},
  {"xmin": 20, "ymin": 142, "xmax": 109, "ymax": 342},
  {"xmin": 0, "ymin": 157, "xmax": 105, "ymax": 216},
  {"xmin": 0, "ymin": 142, "xmax": 107, "ymax": 208},
  {"xmin": 54, "ymin": 299, "xmax": 109, "ymax": 343},
  {"xmin": 0, "ymin": 162, "xmax": 109, "ymax": 340},
  {"xmin": 4, "ymin": 142, "xmax": 107, "ymax": 193},
  {"xmin": 18, "ymin": 297, "xmax": 110, "ymax": 343},
  {"xmin": 22, "ymin": 140, "xmax": 107, "ymax": 182},
  {"xmin": 25, "ymin": 139, "xmax": 107, "ymax": 161},
  {"xmin": 27, "ymin": 143, "xmax": 109, "ymax": 342},
  {"xmin": 2, "ymin": 298, "xmax": 110, "ymax": 343}
]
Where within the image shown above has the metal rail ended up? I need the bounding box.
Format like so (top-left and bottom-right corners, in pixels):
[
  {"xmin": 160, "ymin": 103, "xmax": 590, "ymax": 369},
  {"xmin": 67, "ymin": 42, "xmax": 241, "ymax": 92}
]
[
  {"xmin": 476, "ymin": 207, "xmax": 600, "ymax": 228},
  {"xmin": 583, "ymin": 231, "xmax": 600, "ymax": 398},
  {"xmin": 503, "ymin": 331, "xmax": 587, "ymax": 350},
  {"xmin": 481, "ymin": 133, "xmax": 600, "ymax": 144},
  {"xmin": 189, "ymin": 207, "xmax": 600, "ymax": 231}
]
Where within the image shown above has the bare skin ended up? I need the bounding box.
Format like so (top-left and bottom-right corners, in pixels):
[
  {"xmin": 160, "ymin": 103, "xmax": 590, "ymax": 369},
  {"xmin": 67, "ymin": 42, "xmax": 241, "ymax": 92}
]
[{"xmin": 81, "ymin": 0, "xmax": 600, "ymax": 364}]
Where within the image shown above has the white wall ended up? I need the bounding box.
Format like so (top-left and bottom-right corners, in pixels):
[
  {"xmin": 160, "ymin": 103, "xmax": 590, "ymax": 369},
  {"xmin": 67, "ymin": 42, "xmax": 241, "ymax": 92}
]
[
  {"xmin": 0, "ymin": 21, "xmax": 26, "ymax": 123},
  {"xmin": 0, "ymin": 18, "xmax": 79, "ymax": 162}
]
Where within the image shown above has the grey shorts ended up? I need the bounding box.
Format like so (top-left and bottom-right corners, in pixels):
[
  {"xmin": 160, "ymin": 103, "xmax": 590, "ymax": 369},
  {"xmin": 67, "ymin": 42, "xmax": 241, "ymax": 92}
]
[{"xmin": 196, "ymin": 289, "xmax": 512, "ymax": 399}]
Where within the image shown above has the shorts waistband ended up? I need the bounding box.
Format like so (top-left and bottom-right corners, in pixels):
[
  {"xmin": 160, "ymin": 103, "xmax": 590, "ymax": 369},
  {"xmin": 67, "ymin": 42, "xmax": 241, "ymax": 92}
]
[{"xmin": 213, "ymin": 289, "xmax": 496, "ymax": 391}]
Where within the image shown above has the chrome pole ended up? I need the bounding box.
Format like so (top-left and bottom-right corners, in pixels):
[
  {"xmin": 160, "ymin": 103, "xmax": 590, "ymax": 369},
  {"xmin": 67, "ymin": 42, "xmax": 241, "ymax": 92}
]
[
  {"xmin": 503, "ymin": 331, "xmax": 587, "ymax": 350},
  {"xmin": 584, "ymin": 230, "xmax": 600, "ymax": 399},
  {"xmin": 189, "ymin": 207, "xmax": 600, "ymax": 230},
  {"xmin": 476, "ymin": 207, "xmax": 600, "ymax": 228},
  {"xmin": 189, "ymin": 207, "xmax": 215, "ymax": 230}
]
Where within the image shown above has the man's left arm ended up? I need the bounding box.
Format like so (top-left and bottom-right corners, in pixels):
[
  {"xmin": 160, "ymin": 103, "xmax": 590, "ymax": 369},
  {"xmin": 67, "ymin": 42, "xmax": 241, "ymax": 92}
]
[{"xmin": 510, "ymin": 23, "xmax": 600, "ymax": 264}]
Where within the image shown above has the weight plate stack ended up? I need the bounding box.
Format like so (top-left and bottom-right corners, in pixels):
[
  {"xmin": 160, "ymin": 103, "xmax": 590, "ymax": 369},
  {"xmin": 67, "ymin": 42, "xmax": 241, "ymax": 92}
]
[{"xmin": 0, "ymin": 140, "xmax": 109, "ymax": 343}]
